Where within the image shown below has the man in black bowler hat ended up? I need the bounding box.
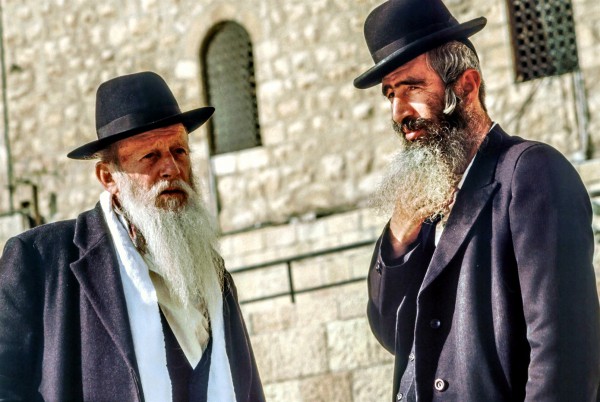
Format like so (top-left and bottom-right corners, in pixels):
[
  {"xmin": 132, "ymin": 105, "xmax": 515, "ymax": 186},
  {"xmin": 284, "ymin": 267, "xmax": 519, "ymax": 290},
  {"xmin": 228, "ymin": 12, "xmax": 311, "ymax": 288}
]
[
  {"xmin": 0, "ymin": 71, "xmax": 265, "ymax": 402},
  {"xmin": 355, "ymin": 0, "xmax": 600, "ymax": 401}
]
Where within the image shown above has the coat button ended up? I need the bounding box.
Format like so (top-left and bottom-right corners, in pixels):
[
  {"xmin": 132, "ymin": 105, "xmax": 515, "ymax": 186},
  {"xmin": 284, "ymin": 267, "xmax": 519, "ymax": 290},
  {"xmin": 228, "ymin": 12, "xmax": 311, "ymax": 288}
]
[
  {"xmin": 434, "ymin": 378, "xmax": 448, "ymax": 392},
  {"xmin": 408, "ymin": 352, "xmax": 415, "ymax": 361},
  {"xmin": 396, "ymin": 393, "xmax": 403, "ymax": 401},
  {"xmin": 430, "ymin": 319, "xmax": 441, "ymax": 329}
]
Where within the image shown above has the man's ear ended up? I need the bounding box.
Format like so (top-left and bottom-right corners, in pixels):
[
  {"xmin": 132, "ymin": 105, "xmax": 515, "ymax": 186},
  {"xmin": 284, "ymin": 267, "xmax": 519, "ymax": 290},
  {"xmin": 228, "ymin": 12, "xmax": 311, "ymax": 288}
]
[
  {"xmin": 96, "ymin": 162, "xmax": 119, "ymax": 195},
  {"xmin": 456, "ymin": 69, "xmax": 481, "ymax": 105}
]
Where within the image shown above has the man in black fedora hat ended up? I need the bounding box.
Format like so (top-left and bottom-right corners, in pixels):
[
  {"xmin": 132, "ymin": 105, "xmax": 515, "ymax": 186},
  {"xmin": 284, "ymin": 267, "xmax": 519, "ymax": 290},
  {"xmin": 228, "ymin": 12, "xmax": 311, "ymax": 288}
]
[
  {"xmin": 356, "ymin": 0, "xmax": 600, "ymax": 401},
  {"xmin": 0, "ymin": 71, "xmax": 265, "ymax": 402}
]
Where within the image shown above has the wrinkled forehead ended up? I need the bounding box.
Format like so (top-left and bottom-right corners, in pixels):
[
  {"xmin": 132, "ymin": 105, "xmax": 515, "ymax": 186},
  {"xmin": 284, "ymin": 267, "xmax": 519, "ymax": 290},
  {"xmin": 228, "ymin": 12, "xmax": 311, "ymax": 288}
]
[
  {"xmin": 117, "ymin": 123, "xmax": 189, "ymax": 153},
  {"xmin": 381, "ymin": 54, "xmax": 441, "ymax": 94},
  {"xmin": 382, "ymin": 55, "xmax": 434, "ymax": 82}
]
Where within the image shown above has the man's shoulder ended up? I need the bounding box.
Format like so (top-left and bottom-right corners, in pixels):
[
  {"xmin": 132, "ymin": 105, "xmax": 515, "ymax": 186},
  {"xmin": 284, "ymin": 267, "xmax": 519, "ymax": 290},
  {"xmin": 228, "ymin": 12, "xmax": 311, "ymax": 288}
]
[
  {"xmin": 1, "ymin": 218, "xmax": 79, "ymax": 268},
  {"xmin": 487, "ymin": 125, "xmax": 573, "ymax": 169},
  {"xmin": 15, "ymin": 218, "xmax": 77, "ymax": 244},
  {"xmin": 488, "ymin": 126, "xmax": 585, "ymax": 196},
  {"xmin": 10, "ymin": 206, "xmax": 103, "ymax": 253}
]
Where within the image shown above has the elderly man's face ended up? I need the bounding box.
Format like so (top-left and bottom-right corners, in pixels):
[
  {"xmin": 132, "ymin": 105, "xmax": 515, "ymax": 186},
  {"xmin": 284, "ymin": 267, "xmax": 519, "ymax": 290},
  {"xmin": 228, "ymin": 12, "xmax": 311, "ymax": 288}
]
[
  {"xmin": 381, "ymin": 54, "xmax": 446, "ymax": 142},
  {"xmin": 114, "ymin": 123, "xmax": 192, "ymax": 208}
]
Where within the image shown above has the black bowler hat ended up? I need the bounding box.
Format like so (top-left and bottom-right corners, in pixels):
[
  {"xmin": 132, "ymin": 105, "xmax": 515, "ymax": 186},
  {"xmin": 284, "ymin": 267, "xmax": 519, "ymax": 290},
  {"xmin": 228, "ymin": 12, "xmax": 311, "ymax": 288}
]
[
  {"xmin": 67, "ymin": 71, "xmax": 214, "ymax": 159},
  {"xmin": 353, "ymin": 0, "xmax": 487, "ymax": 89}
]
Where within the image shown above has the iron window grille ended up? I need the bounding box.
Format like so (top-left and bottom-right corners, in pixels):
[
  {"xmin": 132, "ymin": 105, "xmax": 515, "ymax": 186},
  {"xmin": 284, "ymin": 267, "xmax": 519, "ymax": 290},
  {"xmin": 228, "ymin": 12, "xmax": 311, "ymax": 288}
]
[
  {"xmin": 202, "ymin": 21, "xmax": 262, "ymax": 155},
  {"xmin": 506, "ymin": 0, "xmax": 580, "ymax": 83}
]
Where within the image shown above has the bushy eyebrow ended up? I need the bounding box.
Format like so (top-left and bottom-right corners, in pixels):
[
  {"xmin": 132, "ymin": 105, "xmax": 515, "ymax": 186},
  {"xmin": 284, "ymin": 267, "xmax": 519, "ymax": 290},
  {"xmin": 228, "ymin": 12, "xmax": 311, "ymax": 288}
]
[
  {"xmin": 381, "ymin": 77, "xmax": 427, "ymax": 97},
  {"xmin": 130, "ymin": 140, "xmax": 189, "ymax": 158}
]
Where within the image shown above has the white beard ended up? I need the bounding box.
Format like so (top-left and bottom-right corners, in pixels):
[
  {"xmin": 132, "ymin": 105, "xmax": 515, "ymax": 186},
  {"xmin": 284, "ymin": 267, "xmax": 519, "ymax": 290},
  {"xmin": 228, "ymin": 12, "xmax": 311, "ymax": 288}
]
[{"xmin": 112, "ymin": 172, "xmax": 224, "ymax": 315}]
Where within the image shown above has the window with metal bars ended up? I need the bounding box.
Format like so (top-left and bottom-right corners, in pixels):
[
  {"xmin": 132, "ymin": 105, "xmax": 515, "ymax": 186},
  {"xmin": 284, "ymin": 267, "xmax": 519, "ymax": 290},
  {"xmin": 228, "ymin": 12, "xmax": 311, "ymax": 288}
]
[
  {"xmin": 202, "ymin": 21, "xmax": 261, "ymax": 155},
  {"xmin": 506, "ymin": 0, "xmax": 580, "ymax": 83}
]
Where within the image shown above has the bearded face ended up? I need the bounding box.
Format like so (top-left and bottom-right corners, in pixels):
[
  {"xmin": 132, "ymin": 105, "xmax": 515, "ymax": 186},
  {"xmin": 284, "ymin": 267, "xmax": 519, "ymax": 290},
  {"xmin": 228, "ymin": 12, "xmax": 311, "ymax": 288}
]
[
  {"xmin": 112, "ymin": 171, "xmax": 224, "ymax": 313},
  {"xmin": 371, "ymin": 92, "xmax": 478, "ymax": 221}
]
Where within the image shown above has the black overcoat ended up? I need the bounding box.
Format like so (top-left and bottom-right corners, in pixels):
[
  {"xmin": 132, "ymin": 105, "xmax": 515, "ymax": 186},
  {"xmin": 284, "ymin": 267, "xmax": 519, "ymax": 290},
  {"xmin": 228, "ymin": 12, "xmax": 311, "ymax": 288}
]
[
  {"xmin": 0, "ymin": 204, "xmax": 265, "ymax": 402},
  {"xmin": 368, "ymin": 126, "xmax": 600, "ymax": 401}
]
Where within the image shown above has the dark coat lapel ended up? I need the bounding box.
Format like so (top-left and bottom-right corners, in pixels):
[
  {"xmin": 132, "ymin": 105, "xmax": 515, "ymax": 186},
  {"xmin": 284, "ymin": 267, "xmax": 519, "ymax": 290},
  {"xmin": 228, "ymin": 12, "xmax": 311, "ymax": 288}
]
[
  {"xmin": 420, "ymin": 127, "xmax": 506, "ymax": 292},
  {"xmin": 69, "ymin": 203, "xmax": 139, "ymax": 371}
]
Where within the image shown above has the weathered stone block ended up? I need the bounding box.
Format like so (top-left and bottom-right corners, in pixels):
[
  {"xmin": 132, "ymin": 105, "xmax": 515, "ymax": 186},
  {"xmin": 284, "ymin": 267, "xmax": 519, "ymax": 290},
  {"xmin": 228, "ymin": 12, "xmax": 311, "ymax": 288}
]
[
  {"xmin": 325, "ymin": 211, "xmax": 361, "ymax": 236},
  {"xmin": 263, "ymin": 224, "xmax": 297, "ymax": 248},
  {"xmin": 231, "ymin": 264, "xmax": 289, "ymax": 303},
  {"xmin": 212, "ymin": 153, "xmax": 237, "ymax": 176},
  {"xmin": 251, "ymin": 325, "xmax": 329, "ymax": 382},
  {"xmin": 249, "ymin": 294, "xmax": 338, "ymax": 334},
  {"xmin": 264, "ymin": 379, "xmax": 302, "ymax": 402},
  {"xmin": 237, "ymin": 147, "xmax": 270, "ymax": 171},
  {"xmin": 327, "ymin": 317, "xmax": 394, "ymax": 372},
  {"xmin": 299, "ymin": 372, "xmax": 353, "ymax": 402},
  {"xmin": 352, "ymin": 364, "xmax": 395, "ymax": 402},
  {"xmin": 292, "ymin": 258, "xmax": 327, "ymax": 290},
  {"xmin": 336, "ymin": 282, "xmax": 368, "ymax": 320},
  {"xmin": 296, "ymin": 219, "xmax": 328, "ymax": 243},
  {"xmin": 229, "ymin": 229, "xmax": 265, "ymax": 255}
]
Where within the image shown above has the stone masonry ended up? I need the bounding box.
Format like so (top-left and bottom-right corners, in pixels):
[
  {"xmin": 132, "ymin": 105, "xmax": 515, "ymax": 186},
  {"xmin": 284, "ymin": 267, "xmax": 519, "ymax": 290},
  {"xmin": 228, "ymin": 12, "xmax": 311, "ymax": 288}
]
[{"xmin": 0, "ymin": 0, "xmax": 599, "ymax": 401}]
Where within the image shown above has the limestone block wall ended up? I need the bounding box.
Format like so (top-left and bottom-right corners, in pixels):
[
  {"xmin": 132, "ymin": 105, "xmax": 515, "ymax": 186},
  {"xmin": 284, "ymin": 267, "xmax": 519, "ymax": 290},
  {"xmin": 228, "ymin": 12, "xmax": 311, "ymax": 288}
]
[
  {"xmin": 224, "ymin": 208, "xmax": 396, "ymax": 401},
  {"xmin": 248, "ymin": 284, "xmax": 394, "ymax": 402},
  {"xmin": 0, "ymin": 0, "xmax": 598, "ymax": 233}
]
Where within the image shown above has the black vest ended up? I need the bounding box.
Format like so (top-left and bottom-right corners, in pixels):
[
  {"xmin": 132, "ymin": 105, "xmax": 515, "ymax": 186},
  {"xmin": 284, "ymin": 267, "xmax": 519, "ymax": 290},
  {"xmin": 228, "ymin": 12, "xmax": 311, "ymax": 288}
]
[{"xmin": 160, "ymin": 311, "xmax": 212, "ymax": 402}]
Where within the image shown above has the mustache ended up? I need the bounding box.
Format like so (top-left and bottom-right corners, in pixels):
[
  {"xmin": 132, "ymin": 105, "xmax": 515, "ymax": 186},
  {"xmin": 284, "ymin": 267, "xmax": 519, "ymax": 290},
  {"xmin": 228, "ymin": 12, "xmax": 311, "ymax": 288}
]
[
  {"xmin": 393, "ymin": 117, "xmax": 444, "ymax": 140},
  {"xmin": 144, "ymin": 179, "xmax": 194, "ymax": 209},
  {"xmin": 151, "ymin": 179, "xmax": 190, "ymax": 195},
  {"xmin": 398, "ymin": 117, "xmax": 428, "ymax": 134}
]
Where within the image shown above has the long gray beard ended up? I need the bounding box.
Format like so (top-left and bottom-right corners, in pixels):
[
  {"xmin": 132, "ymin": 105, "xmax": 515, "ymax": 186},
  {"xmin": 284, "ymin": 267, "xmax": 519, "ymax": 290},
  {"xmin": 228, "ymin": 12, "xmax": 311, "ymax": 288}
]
[
  {"xmin": 113, "ymin": 172, "xmax": 224, "ymax": 312},
  {"xmin": 371, "ymin": 106, "xmax": 477, "ymax": 221}
]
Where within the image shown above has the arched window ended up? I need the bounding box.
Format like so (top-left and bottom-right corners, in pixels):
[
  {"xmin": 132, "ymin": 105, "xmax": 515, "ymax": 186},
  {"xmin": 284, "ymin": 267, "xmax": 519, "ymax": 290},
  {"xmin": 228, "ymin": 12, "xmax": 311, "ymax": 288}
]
[{"xmin": 202, "ymin": 21, "xmax": 261, "ymax": 155}]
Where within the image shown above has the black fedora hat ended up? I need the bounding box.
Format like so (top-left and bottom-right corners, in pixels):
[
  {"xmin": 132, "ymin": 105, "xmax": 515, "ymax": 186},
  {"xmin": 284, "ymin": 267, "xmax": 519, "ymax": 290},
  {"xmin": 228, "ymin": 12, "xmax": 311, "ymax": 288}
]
[
  {"xmin": 67, "ymin": 71, "xmax": 214, "ymax": 159},
  {"xmin": 354, "ymin": 0, "xmax": 487, "ymax": 89}
]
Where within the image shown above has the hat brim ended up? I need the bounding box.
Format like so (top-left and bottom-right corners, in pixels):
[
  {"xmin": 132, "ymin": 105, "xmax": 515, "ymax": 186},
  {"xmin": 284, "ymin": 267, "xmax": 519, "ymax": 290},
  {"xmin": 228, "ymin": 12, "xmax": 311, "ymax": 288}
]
[
  {"xmin": 354, "ymin": 17, "xmax": 487, "ymax": 89},
  {"xmin": 67, "ymin": 106, "xmax": 215, "ymax": 160}
]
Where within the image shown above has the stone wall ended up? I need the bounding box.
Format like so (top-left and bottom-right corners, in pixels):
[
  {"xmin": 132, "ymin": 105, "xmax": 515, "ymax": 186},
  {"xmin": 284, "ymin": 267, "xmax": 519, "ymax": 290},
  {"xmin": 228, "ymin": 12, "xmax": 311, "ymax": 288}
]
[
  {"xmin": 0, "ymin": 0, "xmax": 598, "ymax": 232},
  {"xmin": 224, "ymin": 207, "xmax": 394, "ymax": 401},
  {"xmin": 0, "ymin": 0, "xmax": 599, "ymax": 401}
]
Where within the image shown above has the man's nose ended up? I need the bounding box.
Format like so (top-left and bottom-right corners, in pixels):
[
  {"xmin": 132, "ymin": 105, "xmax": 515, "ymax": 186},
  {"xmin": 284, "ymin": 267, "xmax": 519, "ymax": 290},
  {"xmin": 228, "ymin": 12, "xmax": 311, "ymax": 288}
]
[
  {"xmin": 160, "ymin": 154, "xmax": 181, "ymax": 178},
  {"xmin": 391, "ymin": 97, "xmax": 413, "ymax": 124}
]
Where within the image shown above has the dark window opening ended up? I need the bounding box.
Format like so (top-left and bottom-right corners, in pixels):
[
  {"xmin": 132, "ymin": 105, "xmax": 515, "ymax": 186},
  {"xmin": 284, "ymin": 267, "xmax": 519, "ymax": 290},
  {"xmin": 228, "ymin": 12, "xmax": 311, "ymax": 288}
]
[
  {"xmin": 506, "ymin": 0, "xmax": 579, "ymax": 82},
  {"xmin": 202, "ymin": 21, "xmax": 261, "ymax": 155}
]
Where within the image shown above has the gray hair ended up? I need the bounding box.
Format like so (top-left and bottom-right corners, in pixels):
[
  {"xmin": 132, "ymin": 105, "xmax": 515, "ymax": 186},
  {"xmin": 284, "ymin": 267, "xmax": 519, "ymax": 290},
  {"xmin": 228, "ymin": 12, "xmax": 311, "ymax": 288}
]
[
  {"xmin": 93, "ymin": 143, "xmax": 121, "ymax": 170},
  {"xmin": 426, "ymin": 40, "xmax": 487, "ymax": 114}
]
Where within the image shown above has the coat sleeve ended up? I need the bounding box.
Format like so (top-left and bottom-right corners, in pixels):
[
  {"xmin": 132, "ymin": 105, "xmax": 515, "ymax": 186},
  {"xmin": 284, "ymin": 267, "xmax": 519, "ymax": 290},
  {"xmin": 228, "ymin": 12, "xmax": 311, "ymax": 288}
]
[
  {"xmin": 509, "ymin": 144, "xmax": 600, "ymax": 401},
  {"xmin": 0, "ymin": 237, "xmax": 44, "ymax": 402},
  {"xmin": 367, "ymin": 223, "xmax": 431, "ymax": 354}
]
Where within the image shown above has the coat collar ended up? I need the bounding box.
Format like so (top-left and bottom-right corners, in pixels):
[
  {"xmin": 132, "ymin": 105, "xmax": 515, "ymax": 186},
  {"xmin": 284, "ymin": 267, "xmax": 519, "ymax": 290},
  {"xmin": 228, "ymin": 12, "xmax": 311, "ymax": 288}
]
[
  {"xmin": 70, "ymin": 203, "xmax": 140, "ymax": 376},
  {"xmin": 420, "ymin": 125, "xmax": 508, "ymax": 291}
]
